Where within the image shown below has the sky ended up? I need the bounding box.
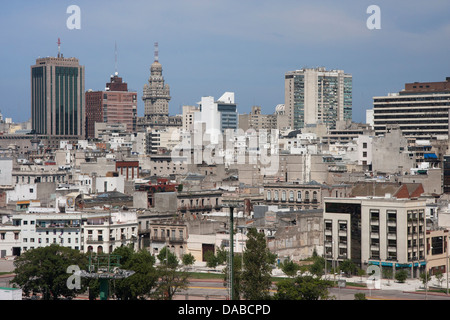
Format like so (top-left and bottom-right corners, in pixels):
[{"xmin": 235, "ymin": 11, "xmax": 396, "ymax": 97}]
[{"xmin": 0, "ymin": 0, "xmax": 449, "ymax": 124}]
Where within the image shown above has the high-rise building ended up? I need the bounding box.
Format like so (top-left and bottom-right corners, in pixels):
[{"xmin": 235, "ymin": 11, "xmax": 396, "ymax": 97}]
[
  {"xmin": 31, "ymin": 54, "xmax": 85, "ymax": 139},
  {"xmin": 194, "ymin": 92, "xmax": 238, "ymax": 134},
  {"xmin": 85, "ymin": 73, "xmax": 137, "ymax": 139},
  {"xmin": 373, "ymin": 77, "xmax": 450, "ymax": 139},
  {"xmin": 142, "ymin": 43, "xmax": 171, "ymax": 125},
  {"xmin": 284, "ymin": 67, "xmax": 352, "ymax": 130}
]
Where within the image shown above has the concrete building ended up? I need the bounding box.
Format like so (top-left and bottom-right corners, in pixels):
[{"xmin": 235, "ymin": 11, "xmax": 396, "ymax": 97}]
[
  {"xmin": 142, "ymin": 43, "xmax": 171, "ymax": 127},
  {"xmin": 264, "ymin": 181, "xmax": 351, "ymax": 211},
  {"xmin": 324, "ymin": 197, "xmax": 427, "ymax": 277},
  {"xmin": 83, "ymin": 211, "xmax": 138, "ymax": 254},
  {"xmin": 285, "ymin": 67, "xmax": 352, "ymax": 130},
  {"xmin": 85, "ymin": 73, "xmax": 138, "ymax": 138},
  {"xmin": 239, "ymin": 106, "xmax": 288, "ymax": 132},
  {"xmin": 31, "ymin": 55, "xmax": 85, "ymax": 139},
  {"xmin": 373, "ymin": 77, "xmax": 450, "ymax": 139}
]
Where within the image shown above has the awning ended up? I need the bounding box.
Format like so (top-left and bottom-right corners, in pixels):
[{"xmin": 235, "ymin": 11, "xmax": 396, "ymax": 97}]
[{"xmin": 424, "ymin": 153, "xmax": 437, "ymax": 159}]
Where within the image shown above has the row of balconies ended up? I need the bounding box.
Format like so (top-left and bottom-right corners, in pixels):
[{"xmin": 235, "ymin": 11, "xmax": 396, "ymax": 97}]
[
  {"xmin": 150, "ymin": 236, "xmax": 185, "ymax": 243},
  {"xmin": 178, "ymin": 205, "xmax": 221, "ymax": 211},
  {"xmin": 267, "ymin": 198, "xmax": 318, "ymax": 204}
]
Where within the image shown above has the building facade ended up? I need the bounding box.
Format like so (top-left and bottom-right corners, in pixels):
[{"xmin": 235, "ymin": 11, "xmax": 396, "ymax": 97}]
[
  {"xmin": 85, "ymin": 74, "xmax": 137, "ymax": 138},
  {"xmin": 31, "ymin": 56, "xmax": 85, "ymax": 139},
  {"xmin": 373, "ymin": 78, "xmax": 450, "ymax": 139},
  {"xmin": 142, "ymin": 43, "xmax": 171, "ymax": 127},
  {"xmin": 324, "ymin": 197, "xmax": 427, "ymax": 277},
  {"xmin": 285, "ymin": 67, "xmax": 352, "ymax": 130}
]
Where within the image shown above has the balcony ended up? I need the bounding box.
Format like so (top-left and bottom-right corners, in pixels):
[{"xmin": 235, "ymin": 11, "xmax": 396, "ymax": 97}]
[
  {"xmin": 86, "ymin": 236, "xmax": 104, "ymax": 245},
  {"xmin": 151, "ymin": 236, "xmax": 185, "ymax": 244}
]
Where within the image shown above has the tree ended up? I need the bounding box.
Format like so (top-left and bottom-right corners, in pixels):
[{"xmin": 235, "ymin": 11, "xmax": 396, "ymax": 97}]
[
  {"xmin": 419, "ymin": 271, "xmax": 431, "ymax": 289},
  {"xmin": 340, "ymin": 259, "xmax": 357, "ymax": 277},
  {"xmin": 383, "ymin": 268, "xmax": 393, "ymax": 285},
  {"xmin": 241, "ymin": 228, "xmax": 277, "ymax": 300},
  {"xmin": 274, "ymin": 275, "xmax": 332, "ymax": 300},
  {"xmin": 280, "ymin": 258, "xmax": 300, "ymax": 278},
  {"xmin": 205, "ymin": 250, "xmax": 219, "ymax": 269},
  {"xmin": 308, "ymin": 255, "xmax": 327, "ymax": 278},
  {"xmin": 112, "ymin": 246, "xmax": 158, "ymax": 300},
  {"xmin": 354, "ymin": 293, "xmax": 367, "ymax": 300},
  {"xmin": 435, "ymin": 270, "xmax": 444, "ymax": 287},
  {"xmin": 223, "ymin": 253, "xmax": 243, "ymax": 300},
  {"xmin": 152, "ymin": 247, "xmax": 189, "ymax": 300},
  {"xmin": 12, "ymin": 245, "xmax": 87, "ymax": 300},
  {"xmin": 181, "ymin": 253, "xmax": 196, "ymax": 271},
  {"xmin": 395, "ymin": 269, "xmax": 408, "ymax": 283}
]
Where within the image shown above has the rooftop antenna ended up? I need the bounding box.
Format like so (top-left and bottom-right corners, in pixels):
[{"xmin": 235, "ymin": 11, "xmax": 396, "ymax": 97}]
[
  {"xmin": 114, "ymin": 41, "xmax": 118, "ymax": 75},
  {"xmin": 57, "ymin": 38, "xmax": 61, "ymax": 58},
  {"xmin": 154, "ymin": 42, "xmax": 159, "ymax": 62}
]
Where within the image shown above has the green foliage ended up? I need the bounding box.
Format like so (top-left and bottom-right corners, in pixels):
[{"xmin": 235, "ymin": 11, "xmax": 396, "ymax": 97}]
[
  {"xmin": 112, "ymin": 248, "xmax": 157, "ymax": 300},
  {"xmin": 340, "ymin": 259, "xmax": 357, "ymax": 277},
  {"xmin": 157, "ymin": 246, "xmax": 179, "ymax": 269},
  {"xmin": 435, "ymin": 270, "xmax": 444, "ymax": 287},
  {"xmin": 241, "ymin": 228, "xmax": 277, "ymax": 300},
  {"xmin": 11, "ymin": 244, "xmax": 87, "ymax": 300},
  {"xmin": 419, "ymin": 271, "xmax": 431, "ymax": 286},
  {"xmin": 354, "ymin": 293, "xmax": 367, "ymax": 300},
  {"xmin": 280, "ymin": 258, "xmax": 301, "ymax": 278},
  {"xmin": 394, "ymin": 269, "xmax": 408, "ymax": 283},
  {"xmin": 181, "ymin": 253, "xmax": 196, "ymax": 268},
  {"xmin": 309, "ymin": 256, "xmax": 327, "ymax": 277},
  {"xmin": 205, "ymin": 250, "xmax": 219, "ymax": 269},
  {"xmin": 153, "ymin": 246, "xmax": 189, "ymax": 300},
  {"xmin": 274, "ymin": 275, "xmax": 333, "ymax": 300},
  {"xmin": 223, "ymin": 253, "xmax": 243, "ymax": 300},
  {"xmin": 383, "ymin": 267, "xmax": 393, "ymax": 280}
]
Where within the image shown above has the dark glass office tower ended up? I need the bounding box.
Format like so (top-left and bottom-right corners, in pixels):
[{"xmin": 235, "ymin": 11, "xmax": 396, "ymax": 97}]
[{"xmin": 31, "ymin": 56, "xmax": 85, "ymax": 138}]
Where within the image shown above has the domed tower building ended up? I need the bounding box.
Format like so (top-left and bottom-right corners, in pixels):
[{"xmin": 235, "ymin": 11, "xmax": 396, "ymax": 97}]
[{"xmin": 142, "ymin": 43, "xmax": 171, "ymax": 126}]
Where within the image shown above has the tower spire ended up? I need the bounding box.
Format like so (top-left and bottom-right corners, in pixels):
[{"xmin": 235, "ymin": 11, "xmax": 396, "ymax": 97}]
[
  {"xmin": 57, "ymin": 38, "xmax": 61, "ymax": 58},
  {"xmin": 154, "ymin": 42, "xmax": 159, "ymax": 62}
]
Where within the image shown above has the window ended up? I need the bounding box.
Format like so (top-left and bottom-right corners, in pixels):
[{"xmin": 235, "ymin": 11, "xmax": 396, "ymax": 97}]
[
  {"xmin": 289, "ymin": 191, "xmax": 294, "ymax": 202},
  {"xmin": 297, "ymin": 191, "xmax": 302, "ymax": 202},
  {"xmin": 267, "ymin": 191, "xmax": 271, "ymax": 201},
  {"xmin": 0, "ymin": 233, "xmax": 5, "ymax": 240},
  {"xmin": 281, "ymin": 191, "xmax": 286, "ymax": 201}
]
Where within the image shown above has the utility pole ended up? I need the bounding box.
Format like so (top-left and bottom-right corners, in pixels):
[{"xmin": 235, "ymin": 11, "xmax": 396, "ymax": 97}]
[{"xmin": 230, "ymin": 206, "xmax": 234, "ymax": 300}]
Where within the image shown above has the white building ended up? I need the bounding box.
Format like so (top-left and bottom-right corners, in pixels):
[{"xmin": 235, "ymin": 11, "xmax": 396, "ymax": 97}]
[{"xmin": 83, "ymin": 211, "xmax": 138, "ymax": 254}]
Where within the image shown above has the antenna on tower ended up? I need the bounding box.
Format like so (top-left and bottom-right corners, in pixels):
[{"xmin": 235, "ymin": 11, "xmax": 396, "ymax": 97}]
[
  {"xmin": 154, "ymin": 42, "xmax": 159, "ymax": 62},
  {"xmin": 115, "ymin": 41, "xmax": 118, "ymax": 74},
  {"xmin": 57, "ymin": 38, "xmax": 61, "ymax": 58}
]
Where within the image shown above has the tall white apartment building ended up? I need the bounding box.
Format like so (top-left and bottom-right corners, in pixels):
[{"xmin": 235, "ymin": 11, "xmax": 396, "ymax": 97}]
[{"xmin": 285, "ymin": 67, "xmax": 352, "ymax": 130}]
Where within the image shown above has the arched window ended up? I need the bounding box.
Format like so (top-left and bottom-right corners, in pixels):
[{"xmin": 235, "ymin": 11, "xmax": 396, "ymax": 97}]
[
  {"xmin": 274, "ymin": 191, "xmax": 279, "ymax": 201},
  {"xmin": 267, "ymin": 191, "xmax": 272, "ymax": 201},
  {"xmin": 281, "ymin": 191, "xmax": 286, "ymax": 201},
  {"xmin": 297, "ymin": 191, "xmax": 302, "ymax": 202},
  {"xmin": 289, "ymin": 191, "xmax": 294, "ymax": 202}
]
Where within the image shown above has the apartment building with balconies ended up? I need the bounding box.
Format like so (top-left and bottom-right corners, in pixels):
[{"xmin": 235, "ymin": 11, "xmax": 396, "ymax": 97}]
[
  {"xmin": 264, "ymin": 181, "xmax": 351, "ymax": 210},
  {"xmin": 324, "ymin": 196, "xmax": 428, "ymax": 278}
]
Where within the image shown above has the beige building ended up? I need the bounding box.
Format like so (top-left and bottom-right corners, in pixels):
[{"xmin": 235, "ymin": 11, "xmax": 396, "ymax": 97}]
[
  {"xmin": 324, "ymin": 196, "xmax": 428, "ymax": 278},
  {"xmin": 264, "ymin": 181, "xmax": 351, "ymax": 211},
  {"xmin": 285, "ymin": 67, "xmax": 352, "ymax": 130},
  {"xmin": 238, "ymin": 106, "xmax": 289, "ymax": 132}
]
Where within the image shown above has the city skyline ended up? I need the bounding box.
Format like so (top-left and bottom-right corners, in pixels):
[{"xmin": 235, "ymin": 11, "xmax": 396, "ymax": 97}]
[{"xmin": 1, "ymin": 0, "xmax": 449, "ymax": 124}]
